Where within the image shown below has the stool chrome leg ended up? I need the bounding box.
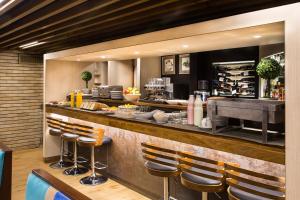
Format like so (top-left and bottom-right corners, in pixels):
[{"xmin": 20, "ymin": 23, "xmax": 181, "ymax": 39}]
[
  {"xmin": 202, "ymin": 192, "xmax": 208, "ymax": 200},
  {"xmin": 163, "ymin": 177, "xmax": 169, "ymax": 200},
  {"xmin": 64, "ymin": 141, "xmax": 88, "ymax": 175},
  {"xmin": 80, "ymin": 146, "xmax": 108, "ymax": 186},
  {"xmin": 50, "ymin": 137, "xmax": 73, "ymax": 169}
]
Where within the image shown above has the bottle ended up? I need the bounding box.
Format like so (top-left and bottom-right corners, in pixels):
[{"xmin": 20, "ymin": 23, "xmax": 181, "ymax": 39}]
[
  {"xmin": 187, "ymin": 95, "xmax": 194, "ymax": 125},
  {"xmin": 194, "ymin": 95, "xmax": 203, "ymax": 127},
  {"xmin": 76, "ymin": 91, "xmax": 83, "ymax": 108},
  {"xmin": 70, "ymin": 91, "xmax": 75, "ymax": 108},
  {"xmin": 232, "ymin": 80, "xmax": 238, "ymax": 96}
]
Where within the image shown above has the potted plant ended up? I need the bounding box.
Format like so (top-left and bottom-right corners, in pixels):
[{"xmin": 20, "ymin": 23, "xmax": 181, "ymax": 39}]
[
  {"xmin": 256, "ymin": 58, "xmax": 281, "ymax": 98},
  {"xmin": 81, "ymin": 71, "xmax": 92, "ymax": 94}
]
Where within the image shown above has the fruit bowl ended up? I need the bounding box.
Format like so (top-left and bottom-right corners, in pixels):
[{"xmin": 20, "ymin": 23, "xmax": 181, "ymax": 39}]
[{"xmin": 123, "ymin": 94, "xmax": 141, "ymax": 101}]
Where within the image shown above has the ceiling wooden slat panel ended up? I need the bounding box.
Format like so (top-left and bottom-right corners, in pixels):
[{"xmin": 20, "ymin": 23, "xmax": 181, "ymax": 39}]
[
  {"xmin": 0, "ymin": 0, "xmax": 23, "ymax": 16},
  {"xmin": 0, "ymin": 0, "xmax": 298, "ymax": 53},
  {"xmin": 0, "ymin": 0, "xmax": 120, "ymax": 46},
  {"xmin": 0, "ymin": 0, "xmax": 53, "ymax": 28},
  {"xmin": 27, "ymin": 0, "xmax": 289, "ymax": 52},
  {"xmin": 6, "ymin": 0, "xmax": 194, "ymax": 49},
  {"xmin": 29, "ymin": 0, "xmax": 218, "ymax": 52},
  {"xmin": 0, "ymin": 0, "xmax": 86, "ymax": 39},
  {"xmin": 0, "ymin": 0, "xmax": 151, "ymax": 48}
]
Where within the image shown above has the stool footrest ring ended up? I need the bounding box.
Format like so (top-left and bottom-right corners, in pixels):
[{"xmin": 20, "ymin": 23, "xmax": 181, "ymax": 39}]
[
  {"xmin": 64, "ymin": 151, "xmax": 73, "ymax": 158},
  {"xmin": 49, "ymin": 160, "xmax": 73, "ymax": 169},
  {"xmin": 94, "ymin": 162, "xmax": 107, "ymax": 170},
  {"xmin": 77, "ymin": 156, "xmax": 89, "ymax": 163}
]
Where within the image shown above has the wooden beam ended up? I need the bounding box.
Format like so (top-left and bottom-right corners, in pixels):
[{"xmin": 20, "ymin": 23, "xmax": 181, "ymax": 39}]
[{"xmin": 0, "ymin": 0, "xmax": 87, "ymax": 40}]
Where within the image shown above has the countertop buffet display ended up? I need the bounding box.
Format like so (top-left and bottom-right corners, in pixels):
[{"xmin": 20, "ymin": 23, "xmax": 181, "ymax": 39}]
[{"xmin": 208, "ymin": 98, "xmax": 285, "ymax": 144}]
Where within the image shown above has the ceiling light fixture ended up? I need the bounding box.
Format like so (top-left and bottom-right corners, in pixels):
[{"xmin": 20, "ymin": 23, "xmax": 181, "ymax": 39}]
[
  {"xmin": 0, "ymin": 0, "xmax": 16, "ymax": 12},
  {"xmin": 76, "ymin": 58, "xmax": 81, "ymax": 61},
  {"xmin": 19, "ymin": 41, "xmax": 39, "ymax": 48},
  {"xmin": 182, "ymin": 44, "xmax": 189, "ymax": 48},
  {"xmin": 100, "ymin": 55, "xmax": 106, "ymax": 59},
  {"xmin": 134, "ymin": 51, "xmax": 140, "ymax": 55},
  {"xmin": 19, "ymin": 41, "xmax": 46, "ymax": 49},
  {"xmin": 253, "ymin": 35, "xmax": 262, "ymax": 39}
]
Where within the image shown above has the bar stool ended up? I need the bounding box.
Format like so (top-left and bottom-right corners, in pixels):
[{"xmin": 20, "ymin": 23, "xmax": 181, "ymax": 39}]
[
  {"xmin": 63, "ymin": 122, "xmax": 89, "ymax": 176},
  {"xmin": 77, "ymin": 127, "xmax": 112, "ymax": 185},
  {"xmin": 46, "ymin": 117, "xmax": 73, "ymax": 169},
  {"xmin": 225, "ymin": 163, "xmax": 285, "ymax": 200},
  {"xmin": 177, "ymin": 151, "xmax": 226, "ymax": 200},
  {"xmin": 141, "ymin": 142, "xmax": 179, "ymax": 200}
]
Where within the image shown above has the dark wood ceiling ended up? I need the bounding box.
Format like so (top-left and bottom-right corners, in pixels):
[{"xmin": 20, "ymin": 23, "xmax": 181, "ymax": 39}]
[{"xmin": 0, "ymin": 0, "xmax": 298, "ymax": 53}]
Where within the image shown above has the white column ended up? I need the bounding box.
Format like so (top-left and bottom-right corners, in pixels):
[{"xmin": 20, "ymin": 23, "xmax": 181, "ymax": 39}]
[{"xmin": 285, "ymin": 4, "xmax": 300, "ymax": 199}]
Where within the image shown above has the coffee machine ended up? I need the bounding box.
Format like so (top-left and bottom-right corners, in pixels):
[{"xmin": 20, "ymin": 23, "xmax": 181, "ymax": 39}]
[
  {"xmin": 194, "ymin": 80, "xmax": 210, "ymax": 102},
  {"xmin": 143, "ymin": 77, "xmax": 173, "ymax": 101}
]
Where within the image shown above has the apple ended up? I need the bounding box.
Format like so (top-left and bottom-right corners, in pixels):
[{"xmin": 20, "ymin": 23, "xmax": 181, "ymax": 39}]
[{"xmin": 124, "ymin": 87, "xmax": 141, "ymax": 95}]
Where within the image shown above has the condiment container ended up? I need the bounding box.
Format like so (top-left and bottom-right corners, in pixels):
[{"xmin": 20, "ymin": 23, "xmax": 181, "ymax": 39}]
[
  {"xmin": 76, "ymin": 91, "xmax": 83, "ymax": 108},
  {"xmin": 70, "ymin": 92, "xmax": 75, "ymax": 108},
  {"xmin": 194, "ymin": 95, "xmax": 203, "ymax": 127},
  {"xmin": 201, "ymin": 117, "xmax": 212, "ymax": 129},
  {"xmin": 187, "ymin": 95, "xmax": 194, "ymax": 125}
]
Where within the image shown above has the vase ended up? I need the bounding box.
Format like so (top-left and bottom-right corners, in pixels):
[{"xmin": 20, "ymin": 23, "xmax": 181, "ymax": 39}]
[
  {"xmin": 82, "ymin": 88, "xmax": 90, "ymax": 94},
  {"xmin": 264, "ymin": 78, "xmax": 271, "ymax": 98}
]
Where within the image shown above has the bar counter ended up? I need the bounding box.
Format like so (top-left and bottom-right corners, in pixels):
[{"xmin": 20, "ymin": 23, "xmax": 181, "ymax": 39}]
[{"xmin": 46, "ymin": 104, "xmax": 284, "ymax": 164}]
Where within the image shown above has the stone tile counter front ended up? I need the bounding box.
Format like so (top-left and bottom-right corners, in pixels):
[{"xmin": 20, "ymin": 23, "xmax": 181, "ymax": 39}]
[
  {"xmin": 45, "ymin": 105, "xmax": 285, "ymax": 164},
  {"xmin": 45, "ymin": 105, "xmax": 285, "ymax": 199}
]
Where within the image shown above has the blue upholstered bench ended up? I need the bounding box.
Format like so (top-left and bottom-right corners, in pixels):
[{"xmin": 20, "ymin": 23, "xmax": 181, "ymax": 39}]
[
  {"xmin": 0, "ymin": 150, "xmax": 5, "ymax": 186},
  {"xmin": 0, "ymin": 142, "xmax": 12, "ymax": 200},
  {"xmin": 26, "ymin": 169, "xmax": 91, "ymax": 200}
]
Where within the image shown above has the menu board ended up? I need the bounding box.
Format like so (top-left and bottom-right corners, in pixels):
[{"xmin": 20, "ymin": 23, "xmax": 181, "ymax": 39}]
[{"xmin": 212, "ymin": 60, "xmax": 257, "ymax": 98}]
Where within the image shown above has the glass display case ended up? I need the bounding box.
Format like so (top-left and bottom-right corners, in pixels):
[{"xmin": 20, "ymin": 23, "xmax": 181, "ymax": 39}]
[{"xmin": 212, "ymin": 60, "xmax": 257, "ymax": 98}]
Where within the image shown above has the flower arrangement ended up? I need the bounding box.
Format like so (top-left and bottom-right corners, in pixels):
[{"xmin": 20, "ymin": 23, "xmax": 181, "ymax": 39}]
[
  {"xmin": 256, "ymin": 58, "xmax": 281, "ymax": 98},
  {"xmin": 81, "ymin": 71, "xmax": 92, "ymax": 89}
]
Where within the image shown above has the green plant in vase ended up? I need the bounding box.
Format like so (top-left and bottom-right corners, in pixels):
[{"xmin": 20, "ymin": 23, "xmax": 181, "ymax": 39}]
[
  {"xmin": 256, "ymin": 58, "xmax": 281, "ymax": 98},
  {"xmin": 81, "ymin": 71, "xmax": 92, "ymax": 93}
]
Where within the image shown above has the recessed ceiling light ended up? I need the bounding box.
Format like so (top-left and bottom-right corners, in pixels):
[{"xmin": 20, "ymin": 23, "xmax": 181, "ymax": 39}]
[
  {"xmin": 134, "ymin": 51, "xmax": 140, "ymax": 55},
  {"xmin": 19, "ymin": 41, "xmax": 46, "ymax": 49},
  {"xmin": 100, "ymin": 55, "xmax": 106, "ymax": 59},
  {"xmin": 76, "ymin": 58, "xmax": 81, "ymax": 61},
  {"xmin": 182, "ymin": 44, "xmax": 189, "ymax": 48},
  {"xmin": 253, "ymin": 35, "xmax": 262, "ymax": 39}
]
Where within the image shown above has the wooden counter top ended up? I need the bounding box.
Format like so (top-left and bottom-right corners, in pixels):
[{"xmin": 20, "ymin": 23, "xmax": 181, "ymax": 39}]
[{"xmin": 46, "ymin": 105, "xmax": 285, "ymax": 164}]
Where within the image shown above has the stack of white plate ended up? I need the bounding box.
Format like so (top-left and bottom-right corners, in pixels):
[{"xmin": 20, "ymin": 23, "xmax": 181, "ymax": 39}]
[{"xmin": 110, "ymin": 91, "xmax": 123, "ymax": 100}]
